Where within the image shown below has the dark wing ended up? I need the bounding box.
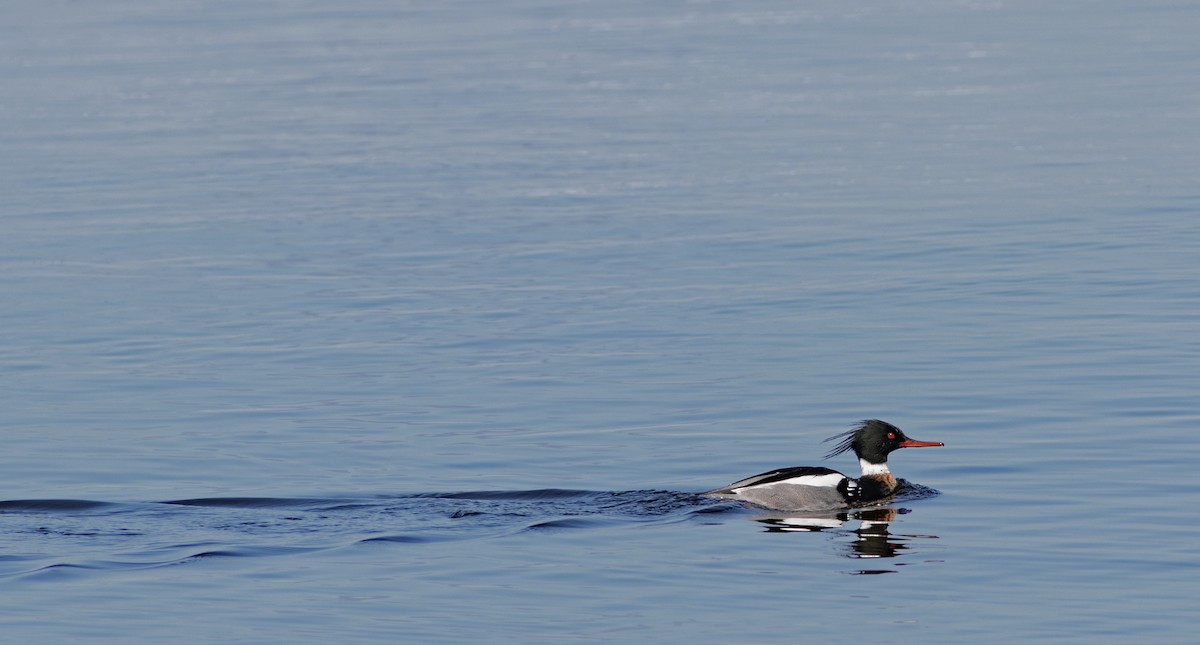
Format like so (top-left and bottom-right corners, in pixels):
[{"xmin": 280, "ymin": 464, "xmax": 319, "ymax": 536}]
[{"xmin": 709, "ymin": 466, "xmax": 845, "ymax": 493}]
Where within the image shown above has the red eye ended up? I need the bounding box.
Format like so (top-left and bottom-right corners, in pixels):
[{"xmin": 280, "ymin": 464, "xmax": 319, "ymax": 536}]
[{"xmin": 887, "ymin": 432, "xmax": 895, "ymax": 439}]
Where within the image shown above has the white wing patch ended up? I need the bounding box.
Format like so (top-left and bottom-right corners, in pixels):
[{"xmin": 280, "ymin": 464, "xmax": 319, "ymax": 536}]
[{"xmin": 736, "ymin": 473, "xmax": 844, "ymax": 489}]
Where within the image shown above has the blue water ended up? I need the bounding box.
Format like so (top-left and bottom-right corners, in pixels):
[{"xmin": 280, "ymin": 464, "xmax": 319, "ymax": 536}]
[{"xmin": 3, "ymin": 0, "xmax": 1199, "ymax": 642}]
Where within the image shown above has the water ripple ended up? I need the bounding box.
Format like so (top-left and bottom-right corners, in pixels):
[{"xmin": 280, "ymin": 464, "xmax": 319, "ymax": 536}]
[{"xmin": 0, "ymin": 487, "xmax": 937, "ymax": 579}]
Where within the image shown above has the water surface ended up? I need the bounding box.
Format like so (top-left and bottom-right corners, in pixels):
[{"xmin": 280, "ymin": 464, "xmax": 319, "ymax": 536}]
[{"xmin": 2, "ymin": 0, "xmax": 1198, "ymax": 642}]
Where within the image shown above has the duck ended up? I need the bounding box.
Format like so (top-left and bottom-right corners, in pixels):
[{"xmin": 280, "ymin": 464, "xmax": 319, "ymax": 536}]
[{"xmin": 705, "ymin": 419, "xmax": 943, "ymax": 511}]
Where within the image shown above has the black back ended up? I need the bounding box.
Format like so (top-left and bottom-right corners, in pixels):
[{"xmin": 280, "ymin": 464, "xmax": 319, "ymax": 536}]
[{"xmin": 715, "ymin": 465, "xmax": 844, "ymax": 491}]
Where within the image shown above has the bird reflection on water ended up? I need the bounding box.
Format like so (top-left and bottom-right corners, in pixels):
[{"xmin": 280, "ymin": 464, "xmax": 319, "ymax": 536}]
[{"xmin": 753, "ymin": 505, "xmax": 940, "ymax": 574}]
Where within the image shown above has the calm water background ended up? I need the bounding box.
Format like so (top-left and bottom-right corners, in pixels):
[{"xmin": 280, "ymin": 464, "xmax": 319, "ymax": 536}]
[{"xmin": 2, "ymin": 0, "xmax": 1198, "ymax": 642}]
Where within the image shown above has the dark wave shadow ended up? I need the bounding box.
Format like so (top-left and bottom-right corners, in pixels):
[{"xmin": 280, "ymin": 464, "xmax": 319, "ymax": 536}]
[
  {"xmin": 403, "ymin": 489, "xmax": 595, "ymax": 500},
  {"xmin": 161, "ymin": 497, "xmax": 353, "ymax": 509},
  {"xmin": 0, "ymin": 499, "xmax": 118, "ymax": 512}
]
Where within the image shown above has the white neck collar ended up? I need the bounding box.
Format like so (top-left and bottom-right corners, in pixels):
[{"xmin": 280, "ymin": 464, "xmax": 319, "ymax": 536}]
[{"xmin": 859, "ymin": 458, "xmax": 891, "ymax": 477}]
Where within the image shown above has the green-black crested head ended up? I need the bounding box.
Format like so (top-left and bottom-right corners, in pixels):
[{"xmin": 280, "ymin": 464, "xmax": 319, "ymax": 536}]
[{"xmin": 823, "ymin": 419, "xmax": 943, "ymax": 464}]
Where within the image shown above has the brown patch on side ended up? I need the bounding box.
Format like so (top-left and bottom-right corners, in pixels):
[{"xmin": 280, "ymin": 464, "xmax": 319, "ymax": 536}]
[{"xmin": 861, "ymin": 472, "xmax": 898, "ymax": 497}]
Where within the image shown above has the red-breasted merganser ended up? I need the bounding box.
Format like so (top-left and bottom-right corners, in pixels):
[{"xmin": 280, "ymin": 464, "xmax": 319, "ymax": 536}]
[{"xmin": 705, "ymin": 420, "xmax": 943, "ymax": 511}]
